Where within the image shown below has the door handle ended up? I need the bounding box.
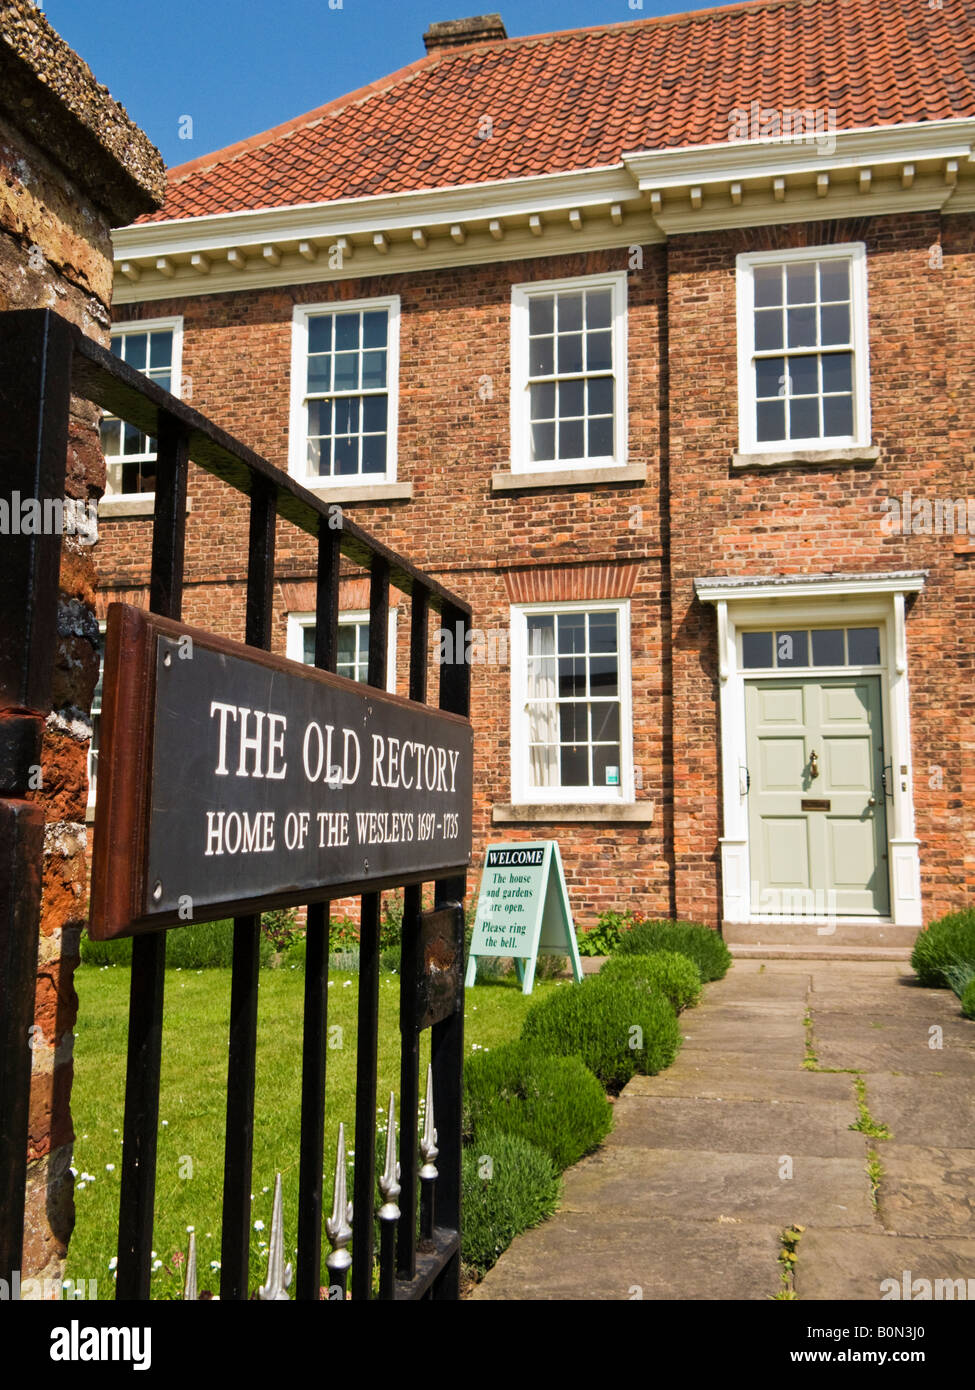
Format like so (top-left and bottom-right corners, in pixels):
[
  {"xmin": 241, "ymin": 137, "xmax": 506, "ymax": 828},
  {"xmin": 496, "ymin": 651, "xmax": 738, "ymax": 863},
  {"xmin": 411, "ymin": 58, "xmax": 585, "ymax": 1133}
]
[{"xmin": 867, "ymin": 796, "xmax": 877, "ymax": 806}]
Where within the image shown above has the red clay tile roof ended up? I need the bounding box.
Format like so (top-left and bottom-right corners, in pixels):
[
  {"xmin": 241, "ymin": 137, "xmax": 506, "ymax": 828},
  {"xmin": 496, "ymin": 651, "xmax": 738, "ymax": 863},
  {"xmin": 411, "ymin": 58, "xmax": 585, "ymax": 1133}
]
[{"xmin": 144, "ymin": 0, "xmax": 975, "ymax": 223}]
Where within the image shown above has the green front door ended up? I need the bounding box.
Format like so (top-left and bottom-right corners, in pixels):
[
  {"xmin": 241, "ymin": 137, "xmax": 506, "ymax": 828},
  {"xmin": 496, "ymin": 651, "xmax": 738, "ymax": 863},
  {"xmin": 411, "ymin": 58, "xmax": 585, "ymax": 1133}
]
[{"xmin": 746, "ymin": 676, "xmax": 889, "ymax": 916}]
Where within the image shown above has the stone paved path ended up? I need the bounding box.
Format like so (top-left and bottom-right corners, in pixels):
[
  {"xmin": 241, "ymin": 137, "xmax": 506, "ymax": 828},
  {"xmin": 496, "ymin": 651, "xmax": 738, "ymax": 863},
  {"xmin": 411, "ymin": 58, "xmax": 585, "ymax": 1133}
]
[{"xmin": 470, "ymin": 960, "xmax": 975, "ymax": 1300}]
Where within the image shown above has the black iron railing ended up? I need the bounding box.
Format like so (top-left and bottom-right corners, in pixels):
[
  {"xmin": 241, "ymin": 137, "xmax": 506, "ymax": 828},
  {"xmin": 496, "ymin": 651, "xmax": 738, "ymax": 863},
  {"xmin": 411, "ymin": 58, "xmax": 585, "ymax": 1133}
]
[{"xmin": 0, "ymin": 308, "xmax": 471, "ymax": 1300}]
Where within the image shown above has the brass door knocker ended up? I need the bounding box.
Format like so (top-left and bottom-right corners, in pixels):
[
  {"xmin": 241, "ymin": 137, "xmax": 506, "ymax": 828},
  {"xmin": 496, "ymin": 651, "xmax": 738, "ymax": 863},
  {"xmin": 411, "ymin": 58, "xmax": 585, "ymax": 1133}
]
[{"xmin": 809, "ymin": 750, "xmax": 819, "ymax": 780}]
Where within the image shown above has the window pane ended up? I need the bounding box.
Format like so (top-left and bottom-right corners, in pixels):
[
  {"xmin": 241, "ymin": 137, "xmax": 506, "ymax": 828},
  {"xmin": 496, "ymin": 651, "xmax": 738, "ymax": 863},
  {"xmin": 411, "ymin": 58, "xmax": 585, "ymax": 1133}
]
[
  {"xmin": 819, "ymin": 303, "xmax": 850, "ymax": 345},
  {"xmin": 742, "ymin": 631, "xmax": 774, "ymax": 668},
  {"xmin": 362, "ymin": 310, "xmax": 388, "ymax": 348},
  {"xmin": 786, "ymin": 263, "xmax": 816, "ymax": 304},
  {"xmin": 560, "ymin": 744, "xmax": 588, "ymax": 787},
  {"xmin": 557, "ymin": 334, "xmax": 583, "ymax": 374},
  {"xmin": 586, "ymin": 331, "xmax": 612, "ymax": 372},
  {"xmin": 586, "ymin": 289, "xmax": 612, "ymax": 329},
  {"xmin": 591, "ymin": 702, "xmax": 620, "ymax": 743},
  {"xmin": 123, "ymin": 421, "xmax": 143, "ymax": 455},
  {"xmin": 589, "ymin": 656, "xmax": 618, "ymax": 697},
  {"xmin": 559, "ymin": 378, "xmax": 584, "ymax": 418},
  {"xmin": 302, "ymin": 626, "xmax": 316, "ymax": 665},
  {"xmin": 362, "ymin": 395, "xmax": 387, "ymax": 432},
  {"xmin": 100, "ymin": 418, "xmax": 121, "ymax": 457},
  {"xmin": 847, "ymin": 627, "xmax": 880, "ymax": 665},
  {"xmin": 811, "ymin": 629, "xmax": 845, "ymax": 665},
  {"xmin": 531, "ymin": 421, "xmax": 555, "ymax": 461},
  {"xmin": 756, "ymin": 356, "xmax": 785, "ymax": 399},
  {"xmin": 588, "ymin": 612, "xmax": 617, "ymax": 654},
  {"xmin": 307, "ymin": 354, "xmax": 331, "ymax": 392},
  {"xmin": 557, "ymin": 614, "xmax": 586, "ymax": 655},
  {"xmin": 308, "ymin": 317, "xmax": 332, "ymax": 352},
  {"xmin": 587, "ymin": 377, "xmax": 613, "ymax": 415},
  {"xmin": 787, "ymin": 305, "xmax": 817, "ymax": 348},
  {"xmin": 123, "ymin": 334, "xmax": 147, "ymax": 371},
  {"xmin": 527, "ymin": 614, "xmax": 554, "ymax": 654},
  {"xmin": 592, "ymin": 745, "xmax": 622, "ymax": 788},
  {"xmin": 756, "ymin": 399, "xmax": 785, "ymax": 442},
  {"xmin": 333, "ymin": 352, "xmax": 359, "ymax": 391},
  {"xmin": 558, "ymin": 658, "xmax": 585, "ymax": 698},
  {"xmin": 361, "ymin": 350, "xmax": 386, "ymax": 389},
  {"xmin": 334, "ymin": 314, "xmax": 360, "ymax": 351},
  {"xmin": 557, "ymin": 292, "xmax": 583, "ymax": 332},
  {"xmin": 308, "ymin": 398, "xmax": 332, "ymax": 438},
  {"xmin": 361, "ymin": 434, "xmax": 386, "ymax": 473},
  {"xmin": 822, "ymin": 353, "xmax": 853, "ymax": 394},
  {"xmin": 789, "ymin": 395, "xmax": 820, "ymax": 439},
  {"xmin": 787, "ymin": 355, "xmax": 818, "ymax": 397},
  {"xmin": 149, "ymin": 331, "xmax": 173, "ymax": 369},
  {"xmin": 753, "ymin": 265, "xmax": 783, "ymax": 307},
  {"xmin": 557, "ymin": 417, "xmax": 584, "ymax": 459},
  {"xmin": 819, "ymin": 260, "xmax": 850, "ymax": 301},
  {"xmin": 776, "ymin": 630, "xmax": 808, "ymax": 667},
  {"xmin": 587, "ymin": 416, "xmax": 613, "ymax": 456},
  {"xmin": 337, "ymin": 625, "xmax": 357, "ymax": 669},
  {"xmin": 529, "ymin": 297, "xmax": 554, "ymax": 336},
  {"xmin": 754, "ymin": 309, "xmax": 783, "ymax": 351},
  {"xmin": 559, "ymin": 703, "xmax": 588, "ymax": 744},
  {"xmin": 529, "ymin": 337, "xmax": 554, "ymax": 376},
  {"xmin": 822, "ymin": 394, "xmax": 853, "ymax": 437},
  {"xmin": 333, "ymin": 397, "xmax": 359, "ymax": 435},
  {"xmin": 531, "ymin": 382, "xmax": 556, "ymax": 419},
  {"xmin": 334, "ymin": 436, "xmax": 359, "ymax": 475}
]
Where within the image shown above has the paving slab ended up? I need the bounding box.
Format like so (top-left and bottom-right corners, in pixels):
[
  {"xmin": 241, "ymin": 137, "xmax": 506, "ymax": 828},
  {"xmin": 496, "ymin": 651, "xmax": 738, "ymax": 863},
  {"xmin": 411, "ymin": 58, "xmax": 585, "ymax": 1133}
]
[
  {"xmin": 861, "ymin": 1076, "xmax": 975, "ymax": 1148},
  {"xmin": 796, "ymin": 1229, "xmax": 975, "ymax": 1301},
  {"xmin": 877, "ymin": 1145, "xmax": 975, "ymax": 1237},
  {"xmin": 626, "ymin": 1063, "xmax": 854, "ymax": 1102},
  {"xmin": 471, "ymin": 1214, "xmax": 784, "ymax": 1301},
  {"xmin": 610, "ymin": 1095, "xmax": 866, "ymax": 1158},
  {"xmin": 557, "ymin": 1145, "xmax": 877, "ymax": 1229}
]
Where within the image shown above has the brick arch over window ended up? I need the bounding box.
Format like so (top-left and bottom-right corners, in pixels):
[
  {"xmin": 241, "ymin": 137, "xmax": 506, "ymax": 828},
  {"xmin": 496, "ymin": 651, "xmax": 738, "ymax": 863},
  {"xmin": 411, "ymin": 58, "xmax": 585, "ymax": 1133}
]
[{"xmin": 504, "ymin": 563, "xmax": 639, "ymax": 605}]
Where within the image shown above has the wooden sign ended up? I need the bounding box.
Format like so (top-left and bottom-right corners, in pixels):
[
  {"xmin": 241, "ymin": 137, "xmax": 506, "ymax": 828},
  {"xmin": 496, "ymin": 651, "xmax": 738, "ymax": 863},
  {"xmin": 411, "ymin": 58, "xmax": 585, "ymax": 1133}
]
[
  {"xmin": 466, "ymin": 841, "xmax": 583, "ymax": 994},
  {"xmin": 89, "ymin": 604, "xmax": 473, "ymax": 939}
]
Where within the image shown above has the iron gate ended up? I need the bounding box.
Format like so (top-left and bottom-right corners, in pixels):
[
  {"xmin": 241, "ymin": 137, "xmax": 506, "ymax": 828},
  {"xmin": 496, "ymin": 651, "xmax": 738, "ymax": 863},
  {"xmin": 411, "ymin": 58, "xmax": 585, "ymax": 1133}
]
[{"xmin": 0, "ymin": 308, "xmax": 472, "ymax": 1300}]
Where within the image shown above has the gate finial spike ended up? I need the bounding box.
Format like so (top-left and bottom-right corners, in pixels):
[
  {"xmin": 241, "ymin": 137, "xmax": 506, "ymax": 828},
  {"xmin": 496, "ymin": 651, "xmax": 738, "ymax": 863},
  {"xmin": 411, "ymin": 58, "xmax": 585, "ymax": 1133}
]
[
  {"xmin": 419, "ymin": 1064, "xmax": 439, "ymax": 1178},
  {"xmin": 378, "ymin": 1091, "xmax": 401, "ymax": 1221},
  {"xmin": 326, "ymin": 1123, "xmax": 353, "ymax": 1276},
  {"xmin": 258, "ymin": 1172, "xmax": 293, "ymax": 1300},
  {"xmin": 183, "ymin": 1231, "xmax": 197, "ymax": 1301}
]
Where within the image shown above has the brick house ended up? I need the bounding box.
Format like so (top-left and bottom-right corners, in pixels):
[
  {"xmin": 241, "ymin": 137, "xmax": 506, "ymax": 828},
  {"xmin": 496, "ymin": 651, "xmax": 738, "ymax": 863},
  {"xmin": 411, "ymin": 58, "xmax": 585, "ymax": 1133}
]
[{"xmin": 96, "ymin": 2, "xmax": 975, "ymax": 949}]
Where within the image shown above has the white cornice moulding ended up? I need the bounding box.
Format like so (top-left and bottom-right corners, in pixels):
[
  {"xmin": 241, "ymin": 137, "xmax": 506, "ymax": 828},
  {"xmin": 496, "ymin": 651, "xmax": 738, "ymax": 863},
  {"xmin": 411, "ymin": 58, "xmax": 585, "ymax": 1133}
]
[{"xmin": 694, "ymin": 572, "xmax": 927, "ymax": 604}]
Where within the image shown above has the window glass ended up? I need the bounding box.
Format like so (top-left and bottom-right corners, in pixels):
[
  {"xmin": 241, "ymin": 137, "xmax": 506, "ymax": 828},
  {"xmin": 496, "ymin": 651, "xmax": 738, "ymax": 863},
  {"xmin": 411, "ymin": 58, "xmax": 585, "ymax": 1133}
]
[
  {"xmin": 525, "ymin": 609, "xmax": 622, "ymax": 792},
  {"xmin": 101, "ymin": 325, "xmax": 179, "ymax": 495},
  {"xmin": 302, "ymin": 306, "xmax": 390, "ymax": 480},
  {"xmin": 525, "ymin": 282, "xmax": 617, "ymax": 465}
]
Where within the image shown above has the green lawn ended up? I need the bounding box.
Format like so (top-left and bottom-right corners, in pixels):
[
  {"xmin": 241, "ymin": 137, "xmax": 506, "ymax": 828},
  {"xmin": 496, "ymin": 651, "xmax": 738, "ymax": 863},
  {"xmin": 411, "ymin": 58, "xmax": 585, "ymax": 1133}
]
[{"xmin": 65, "ymin": 962, "xmax": 557, "ymax": 1298}]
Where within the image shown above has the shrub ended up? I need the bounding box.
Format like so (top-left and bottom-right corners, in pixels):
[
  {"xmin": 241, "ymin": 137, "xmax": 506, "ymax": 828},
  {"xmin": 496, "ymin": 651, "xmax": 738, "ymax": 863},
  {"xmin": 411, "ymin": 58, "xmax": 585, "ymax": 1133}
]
[
  {"xmin": 911, "ymin": 910, "xmax": 975, "ymax": 988},
  {"xmin": 599, "ymin": 950, "xmax": 703, "ymax": 1013},
  {"xmin": 461, "ymin": 1129, "xmax": 561, "ymax": 1275},
  {"xmin": 961, "ymin": 979, "xmax": 975, "ymax": 1021},
  {"xmin": 577, "ymin": 909, "xmax": 637, "ymax": 957},
  {"xmin": 615, "ymin": 919, "xmax": 732, "ymax": 982},
  {"xmin": 463, "ymin": 1041, "xmax": 612, "ymax": 1171},
  {"xmin": 260, "ymin": 907, "xmax": 299, "ymax": 953},
  {"xmin": 520, "ymin": 974, "xmax": 682, "ymax": 1092},
  {"xmin": 80, "ymin": 920, "xmax": 275, "ymax": 969}
]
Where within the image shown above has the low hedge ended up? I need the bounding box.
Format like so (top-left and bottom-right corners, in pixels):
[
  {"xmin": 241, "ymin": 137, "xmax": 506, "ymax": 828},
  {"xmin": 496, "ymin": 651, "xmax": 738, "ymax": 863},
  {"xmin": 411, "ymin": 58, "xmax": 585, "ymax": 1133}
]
[
  {"xmin": 461, "ymin": 1128, "xmax": 561, "ymax": 1275},
  {"xmin": 961, "ymin": 979, "xmax": 975, "ymax": 1021},
  {"xmin": 80, "ymin": 919, "xmax": 275, "ymax": 970},
  {"xmin": 911, "ymin": 910, "xmax": 975, "ymax": 988},
  {"xmin": 520, "ymin": 974, "xmax": 682, "ymax": 1092},
  {"xmin": 615, "ymin": 919, "xmax": 732, "ymax": 982},
  {"xmin": 463, "ymin": 1041, "xmax": 612, "ymax": 1171},
  {"xmin": 599, "ymin": 949, "xmax": 703, "ymax": 1013}
]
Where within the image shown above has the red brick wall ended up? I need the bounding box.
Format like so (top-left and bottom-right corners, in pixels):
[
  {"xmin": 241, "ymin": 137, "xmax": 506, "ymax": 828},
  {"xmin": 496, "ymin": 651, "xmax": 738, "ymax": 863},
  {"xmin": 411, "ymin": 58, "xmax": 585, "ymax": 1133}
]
[{"xmin": 101, "ymin": 214, "xmax": 974, "ymax": 929}]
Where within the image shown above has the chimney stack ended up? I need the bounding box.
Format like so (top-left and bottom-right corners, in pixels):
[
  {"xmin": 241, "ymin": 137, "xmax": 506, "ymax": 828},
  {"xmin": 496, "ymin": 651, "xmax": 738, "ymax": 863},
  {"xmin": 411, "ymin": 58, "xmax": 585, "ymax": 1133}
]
[{"xmin": 423, "ymin": 15, "xmax": 508, "ymax": 52}]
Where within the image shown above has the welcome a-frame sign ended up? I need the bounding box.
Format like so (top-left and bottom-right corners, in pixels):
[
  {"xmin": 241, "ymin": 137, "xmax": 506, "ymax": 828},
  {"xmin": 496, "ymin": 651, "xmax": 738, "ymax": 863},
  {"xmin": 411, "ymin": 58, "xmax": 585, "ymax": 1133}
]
[{"xmin": 466, "ymin": 841, "xmax": 583, "ymax": 994}]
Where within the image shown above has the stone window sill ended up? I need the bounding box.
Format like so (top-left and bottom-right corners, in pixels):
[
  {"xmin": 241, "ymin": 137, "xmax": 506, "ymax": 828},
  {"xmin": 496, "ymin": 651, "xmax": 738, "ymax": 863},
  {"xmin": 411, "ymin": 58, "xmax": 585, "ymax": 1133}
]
[
  {"xmin": 307, "ymin": 482, "xmax": 413, "ymax": 505},
  {"xmin": 492, "ymin": 802, "xmax": 654, "ymax": 824},
  {"xmin": 492, "ymin": 463, "xmax": 646, "ymax": 493},
  {"xmin": 99, "ymin": 494, "xmax": 194, "ymax": 519},
  {"xmin": 732, "ymin": 446, "xmax": 879, "ymax": 470}
]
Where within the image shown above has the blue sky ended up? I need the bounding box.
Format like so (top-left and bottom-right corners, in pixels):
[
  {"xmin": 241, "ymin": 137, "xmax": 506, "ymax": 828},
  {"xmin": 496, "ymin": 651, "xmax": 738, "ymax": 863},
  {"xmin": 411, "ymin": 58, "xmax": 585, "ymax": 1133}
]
[{"xmin": 41, "ymin": 0, "xmax": 730, "ymax": 168}]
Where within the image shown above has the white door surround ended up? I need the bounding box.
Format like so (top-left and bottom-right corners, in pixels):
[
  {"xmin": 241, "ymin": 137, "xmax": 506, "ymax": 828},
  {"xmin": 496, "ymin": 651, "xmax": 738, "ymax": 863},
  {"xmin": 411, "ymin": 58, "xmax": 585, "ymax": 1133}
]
[{"xmin": 694, "ymin": 571, "xmax": 927, "ymax": 930}]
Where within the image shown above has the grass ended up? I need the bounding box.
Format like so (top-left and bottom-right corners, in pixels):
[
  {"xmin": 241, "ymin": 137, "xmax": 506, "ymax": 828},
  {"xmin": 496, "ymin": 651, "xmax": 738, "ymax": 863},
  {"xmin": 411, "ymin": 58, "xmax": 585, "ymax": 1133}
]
[
  {"xmin": 848, "ymin": 1075, "xmax": 892, "ymax": 1140},
  {"xmin": 66, "ymin": 963, "xmax": 554, "ymax": 1299},
  {"xmin": 772, "ymin": 1224, "xmax": 804, "ymax": 1300}
]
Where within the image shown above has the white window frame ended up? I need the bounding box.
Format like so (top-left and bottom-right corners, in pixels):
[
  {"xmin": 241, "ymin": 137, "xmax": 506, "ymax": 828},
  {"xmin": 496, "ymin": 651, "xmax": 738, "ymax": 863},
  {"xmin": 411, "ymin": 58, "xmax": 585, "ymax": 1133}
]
[
  {"xmin": 735, "ymin": 243, "xmax": 870, "ymax": 455},
  {"xmin": 509, "ymin": 598, "xmax": 634, "ymax": 805},
  {"xmin": 286, "ymin": 609, "xmax": 397, "ymax": 694},
  {"xmin": 509, "ymin": 271, "xmax": 628, "ymax": 474},
  {"xmin": 289, "ymin": 296, "xmax": 400, "ymax": 488},
  {"xmin": 103, "ymin": 316, "xmax": 183, "ymax": 500}
]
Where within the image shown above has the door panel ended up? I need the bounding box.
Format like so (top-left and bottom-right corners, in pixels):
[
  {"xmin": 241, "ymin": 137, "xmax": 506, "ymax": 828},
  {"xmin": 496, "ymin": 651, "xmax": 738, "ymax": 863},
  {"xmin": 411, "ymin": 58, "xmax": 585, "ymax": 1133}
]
[{"xmin": 746, "ymin": 676, "xmax": 889, "ymax": 916}]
